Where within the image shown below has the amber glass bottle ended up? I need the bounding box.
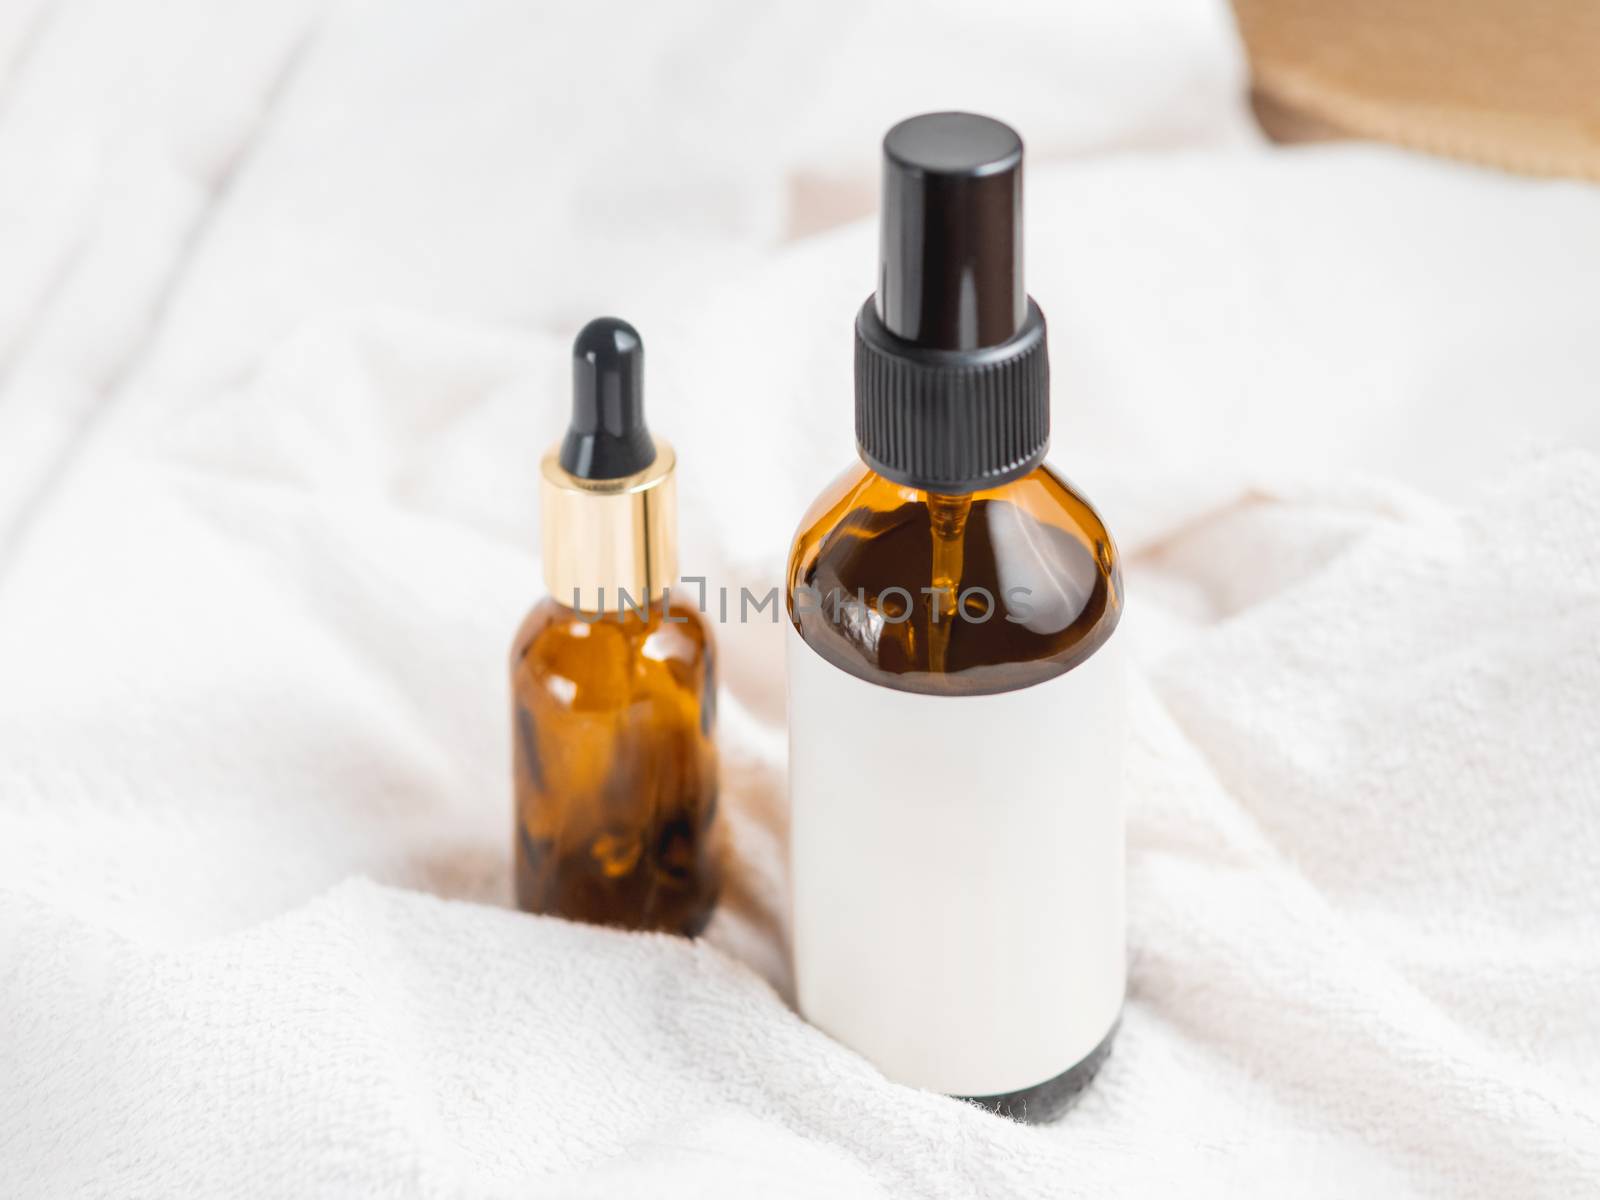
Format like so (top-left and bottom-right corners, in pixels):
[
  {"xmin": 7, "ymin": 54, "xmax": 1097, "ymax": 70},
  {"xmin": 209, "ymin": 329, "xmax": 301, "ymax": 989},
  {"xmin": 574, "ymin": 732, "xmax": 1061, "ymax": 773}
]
[
  {"xmin": 786, "ymin": 114, "xmax": 1126, "ymax": 1122},
  {"xmin": 511, "ymin": 318, "xmax": 720, "ymax": 936}
]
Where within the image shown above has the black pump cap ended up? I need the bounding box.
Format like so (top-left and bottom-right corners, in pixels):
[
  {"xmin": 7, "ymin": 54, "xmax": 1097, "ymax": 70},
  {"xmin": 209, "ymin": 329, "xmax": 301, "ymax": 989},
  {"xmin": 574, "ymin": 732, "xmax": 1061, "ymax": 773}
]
[
  {"xmin": 878, "ymin": 112, "xmax": 1024, "ymax": 351},
  {"xmin": 856, "ymin": 113, "xmax": 1049, "ymax": 495},
  {"xmin": 560, "ymin": 317, "xmax": 656, "ymax": 479}
]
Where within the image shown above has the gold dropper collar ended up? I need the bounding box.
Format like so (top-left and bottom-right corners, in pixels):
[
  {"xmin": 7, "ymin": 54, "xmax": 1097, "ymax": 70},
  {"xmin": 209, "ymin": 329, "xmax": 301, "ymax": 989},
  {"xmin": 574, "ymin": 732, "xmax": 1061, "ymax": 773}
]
[{"xmin": 541, "ymin": 436, "xmax": 677, "ymax": 612}]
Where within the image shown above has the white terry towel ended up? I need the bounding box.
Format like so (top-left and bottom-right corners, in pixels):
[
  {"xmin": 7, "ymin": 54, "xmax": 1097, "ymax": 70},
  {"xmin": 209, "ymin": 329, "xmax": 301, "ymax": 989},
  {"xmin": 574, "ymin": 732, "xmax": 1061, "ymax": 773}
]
[
  {"xmin": 4, "ymin": 451, "xmax": 1598, "ymax": 1197},
  {"xmin": 3, "ymin": 0, "xmax": 1600, "ymax": 1196}
]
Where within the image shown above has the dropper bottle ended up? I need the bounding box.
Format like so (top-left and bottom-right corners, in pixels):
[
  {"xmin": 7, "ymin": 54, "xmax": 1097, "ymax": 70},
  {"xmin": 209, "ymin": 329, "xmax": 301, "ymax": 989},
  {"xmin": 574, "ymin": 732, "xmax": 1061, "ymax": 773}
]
[
  {"xmin": 510, "ymin": 318, "xmax": 720, "ymax": 936},
  {"xmin": 785, "ymin": 113, "xmax": 1127, "ymax": 1121}
]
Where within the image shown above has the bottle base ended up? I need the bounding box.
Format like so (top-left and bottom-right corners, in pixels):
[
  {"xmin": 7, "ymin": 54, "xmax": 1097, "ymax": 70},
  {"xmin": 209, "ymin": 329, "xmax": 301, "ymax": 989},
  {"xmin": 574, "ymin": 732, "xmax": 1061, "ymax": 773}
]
[
  {"xmin": 513, "ymin": 825, "xmax": 718, "ymax": 938},
  {"xmin": 955, "ymin": 1019, "xmax": 1119, "ymax": 1124}
]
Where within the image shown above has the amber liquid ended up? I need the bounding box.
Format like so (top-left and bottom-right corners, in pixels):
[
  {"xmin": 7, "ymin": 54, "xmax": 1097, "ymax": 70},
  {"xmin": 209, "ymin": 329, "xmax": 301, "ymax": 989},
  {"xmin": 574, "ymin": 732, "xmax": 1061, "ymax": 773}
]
[
  {"xmin": 786, "ymin": 462, "xmax": 1122, "ymax": 696},
  {"xmin": 510, "ymin": 594, "xmax": 720, "ymax": 935}
]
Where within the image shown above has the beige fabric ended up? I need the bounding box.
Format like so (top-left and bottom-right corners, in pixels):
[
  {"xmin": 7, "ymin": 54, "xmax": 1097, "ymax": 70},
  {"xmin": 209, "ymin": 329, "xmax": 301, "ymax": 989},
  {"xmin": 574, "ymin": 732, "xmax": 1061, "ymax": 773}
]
[{"xmin": 1234, "ymin": 0, "xmax": 1600, "ymax": 178}]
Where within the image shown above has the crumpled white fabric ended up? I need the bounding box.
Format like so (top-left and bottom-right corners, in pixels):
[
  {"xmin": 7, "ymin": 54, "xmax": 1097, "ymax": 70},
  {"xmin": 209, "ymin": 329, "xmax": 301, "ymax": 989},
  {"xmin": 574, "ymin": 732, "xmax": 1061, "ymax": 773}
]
[{"xmin": 2, "ymin": 1, "xmax": 1598, "ymax": 1196}]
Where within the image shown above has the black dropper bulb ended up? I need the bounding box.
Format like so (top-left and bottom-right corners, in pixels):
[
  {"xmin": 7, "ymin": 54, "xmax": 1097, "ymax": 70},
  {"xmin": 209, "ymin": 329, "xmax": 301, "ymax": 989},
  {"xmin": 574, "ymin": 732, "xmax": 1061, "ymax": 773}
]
[
  {"xmin": 560, "ymin": 317, "xmax": 656, "ymax": 479},
  {"xmin": 878, "ymin": 112, "xmax": 1024, "ymax": 351}
]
